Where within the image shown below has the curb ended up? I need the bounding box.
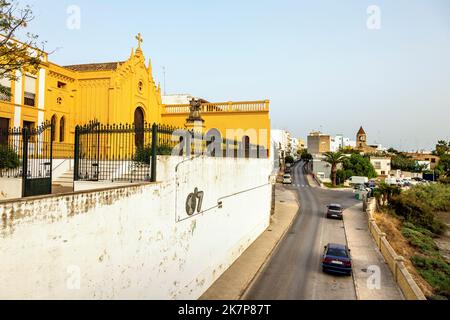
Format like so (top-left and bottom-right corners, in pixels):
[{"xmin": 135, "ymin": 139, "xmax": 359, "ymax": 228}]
[
  {"xmin": 239, "ymin": 187, "xmax": 301, "ymax": 300},
  {"xmin": 342, "ymin": 205, "xmax": 361, "ymax": 301}
]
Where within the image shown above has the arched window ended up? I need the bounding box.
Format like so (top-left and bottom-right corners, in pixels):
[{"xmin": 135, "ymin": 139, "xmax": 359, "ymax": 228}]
[
  {"xmin": 134, "ymin": 107, "xmax": 145, "ymax": 148},
  {"xmin": 59, "ymin": 117, "xmax": 65, "ymax": 142},
  {"xmin": 243, "ymin": 136, "xmax": 250, "ymax": 158},
  {"xmin": 51, "ymin": 115, "xmax": 57, "ymax": 142}
]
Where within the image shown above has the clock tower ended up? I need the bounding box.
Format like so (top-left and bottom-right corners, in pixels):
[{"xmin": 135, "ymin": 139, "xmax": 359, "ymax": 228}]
[{"xmin": 357, "ymin": 126, "xmax": 367, "ymax": 148}]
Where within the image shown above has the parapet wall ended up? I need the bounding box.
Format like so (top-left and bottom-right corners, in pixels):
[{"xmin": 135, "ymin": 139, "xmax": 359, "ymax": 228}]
[
  {"xmin": 366, "ymin": 199, "xmax": 427, "ymax": 300},
  {"xmin": 0, "ymin": 156, "xmax": 273, "ymax": 299}
]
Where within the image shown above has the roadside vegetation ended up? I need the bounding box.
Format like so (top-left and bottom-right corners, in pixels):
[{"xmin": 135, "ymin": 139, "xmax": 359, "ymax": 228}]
[
  {"xmin": 374, "ymin": 182, "xmax": 450, "ymax": 299},
  {"xmin": 336, "ymin": 153, "xmax": 377, "ymax": 183},
  {"xmin": 323, "ymin": 151, "xmax": 346, "ymax": 187}
]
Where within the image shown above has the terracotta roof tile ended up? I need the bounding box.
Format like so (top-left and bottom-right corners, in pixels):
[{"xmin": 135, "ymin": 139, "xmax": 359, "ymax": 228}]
[{"xmin": 64, "ymin": 62, "xmax": 124, "ymax": 72}]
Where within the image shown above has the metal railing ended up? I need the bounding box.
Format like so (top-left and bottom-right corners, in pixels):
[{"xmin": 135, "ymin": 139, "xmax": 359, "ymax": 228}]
[
  {"xmin": 0, "ymin": 127, "xmax": 23, "ymax": 178},
  {"xmin": 74, "ymin": 122, "xmax": 268, "ymax": 183}
]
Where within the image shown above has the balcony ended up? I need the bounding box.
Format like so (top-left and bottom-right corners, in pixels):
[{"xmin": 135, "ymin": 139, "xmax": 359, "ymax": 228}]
[{"xmin": 163, "ymin": 100, "xmax": 270, "ymax": 115}]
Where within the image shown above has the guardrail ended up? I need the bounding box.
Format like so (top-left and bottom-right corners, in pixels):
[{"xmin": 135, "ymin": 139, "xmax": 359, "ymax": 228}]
[
  {"xmin": 163, "ymin": 100, "xmax": 270, "ymax": 114},
  {"xmin": 365, "ymin": 199, "xmax": 427, "ymax": 300}
]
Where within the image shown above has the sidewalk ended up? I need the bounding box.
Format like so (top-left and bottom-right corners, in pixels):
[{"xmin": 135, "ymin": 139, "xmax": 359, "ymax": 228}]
[
  {"xmin": 343, "ymin": 203, "xmax": 404, "ymax": 300},
  {"xmin": 200, "ymin": 184, "xmax": 299, "ymax": 300}
]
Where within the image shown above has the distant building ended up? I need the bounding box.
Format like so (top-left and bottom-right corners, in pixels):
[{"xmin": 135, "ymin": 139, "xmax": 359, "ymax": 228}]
[
  {"xmin": 331, "ymin": 134, "xmax": 357, "ymax": 152},
  {"xmin": 405, "ymin": 152, "xmax": 440, "ymax": 170},
  {"xmin": 298, "ymin": 139, "xmax": 306, "ymax": 150},
  {"xmin": 271, "ymin": 129, "xmax": 290, "ymax": 163},
  {"xmin": 307, "ymin": 131, "xmax": 331, "ymax": 155},
  {"xmin": 356, "ymin": 126, "xmax": 380, "ymax": 153},
  {"xmin": 370, "ymin": 156, "xmax": 391, "ymax": 177},
  {"xmin": 311, "ymin": 155, "xmax": 343, "ymax": 183}
]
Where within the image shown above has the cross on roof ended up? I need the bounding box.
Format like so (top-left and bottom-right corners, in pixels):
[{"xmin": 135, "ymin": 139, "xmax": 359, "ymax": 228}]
[{"xmin": 135, "ymin": 33, "xmax": 143, "ymax": 49}]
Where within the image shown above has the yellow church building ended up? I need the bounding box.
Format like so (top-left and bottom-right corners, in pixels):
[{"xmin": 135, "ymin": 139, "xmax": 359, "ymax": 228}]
[{"xmin": 0, "ymin": 34, "xmax": 271, "ymax": 157}]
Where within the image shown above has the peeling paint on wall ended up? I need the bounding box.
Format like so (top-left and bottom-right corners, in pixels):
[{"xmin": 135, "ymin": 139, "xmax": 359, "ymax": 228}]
[{"xmin": 0, "ymin": 157, "xmax": 272, "ymax": 299}]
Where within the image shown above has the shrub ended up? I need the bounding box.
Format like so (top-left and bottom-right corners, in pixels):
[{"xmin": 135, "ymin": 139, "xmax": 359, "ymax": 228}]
[
  {"xmin": 390, "ymin": 193, "xmax": 446, "ymax": 234},
  {"xmin": 401, "ymin": 226, "xmax": 439, "ymax": 255},
  {"xmin": 406, "ymin": 184, "xmax": 450, "ymax": 212},
  {"xmin": 134, "ymin": 144, "xmax": 173, "ymax": 163},
  {"xmin": 0, "ymin": 145, "xmax": 20, "ymax": 170},
  {"xmin": 285, "ymin": 155, "xmax": 294, "ymax": 164},
  {"xmin": 402, "ymin": 222, "xmax": 434, "ymax": 237},
  {"xmin": 411, "ymin": 255, "xmax": 450, "ymax": 299}
]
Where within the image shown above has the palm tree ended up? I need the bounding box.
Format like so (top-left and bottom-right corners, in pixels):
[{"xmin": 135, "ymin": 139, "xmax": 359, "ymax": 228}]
[{"xmin": 323, "ymin": 151, "xmax": 346, "ymax": 187}]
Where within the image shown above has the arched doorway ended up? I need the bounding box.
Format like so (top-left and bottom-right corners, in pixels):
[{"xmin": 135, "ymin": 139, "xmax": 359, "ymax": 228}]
[
  {"xmin": 59, "ymin": 117, "xmax": 65, "ymax": 142},
  {"xmin": 134, "ymin": 107, "xmax": 145, "ymax": 148},
  {"xmin": 51, "ymin": 114, "xmax": 57, "ymax": 142}
]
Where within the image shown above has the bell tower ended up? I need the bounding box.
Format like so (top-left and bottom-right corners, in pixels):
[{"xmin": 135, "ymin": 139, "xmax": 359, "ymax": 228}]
[{"xmin": 357, "ymin": 126, "xmax": 367, "ymax": 148}]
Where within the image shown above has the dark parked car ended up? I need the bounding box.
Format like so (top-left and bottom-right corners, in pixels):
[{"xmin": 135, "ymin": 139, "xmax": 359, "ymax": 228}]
[
  {"xmin": 326, "ymin": 204, "xmax": 343, "ymax": 220},
  {"xmin": 322, "ymin": 243, "xmax": 352, "ymax": 275}
]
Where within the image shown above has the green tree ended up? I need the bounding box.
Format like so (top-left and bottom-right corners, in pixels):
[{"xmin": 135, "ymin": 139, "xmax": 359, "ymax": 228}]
[
  {"xmin": 434, "ymin": 140, "xmax": 450, "ymax": 157},
  {"xmin": 387, "ymin": 147, "xmax": 399, "ymax": 154},
  {"xmin": 1, "ymin": 0, "xmax": 45, "ymax": 97},
  {"xmin": 323, "ymin": 151, "xmax": 346, "ymax": 187},
  {"xmin": 391, "ymin": 153, "xmax": 424, "ymax": 172},
  {"xmin": 373, "ymin": 182, "xmax": 401, "ymax": 208},
  {"xmin": 338, "ymin": 154, "xmax": 377, "ymax": 181},
  {"xmin": 436, "ymin": 154, "xmax": 450, "ymax": 177},
  {"xmin": 285, "ymin": 155, "xmax": 294, "ymax": 164},
  {"xmin": 300, "ymin": 149, "xmax": 312, "ymax": 162}
]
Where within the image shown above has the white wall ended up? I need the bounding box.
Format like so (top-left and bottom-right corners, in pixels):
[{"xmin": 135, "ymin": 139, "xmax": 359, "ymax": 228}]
[
  {"xmin": 52, "ymin": 159, "xmax": 74, "ymax": 181},
  {"xmin": 370, "ymin": 158, "xmax": 391, "ymax": 176},
  {"xmin": 0, "ymin": 156, "xmax": 273, "ymax": 299},
  {"xmin": 0, "ymin": 178, "xmax": 22, "ymax": 200}
]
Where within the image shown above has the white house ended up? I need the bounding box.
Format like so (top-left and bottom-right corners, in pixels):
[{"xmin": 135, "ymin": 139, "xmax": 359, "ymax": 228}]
[{"xmin": 370, "ymin": 156, "xmax": 391, "ymax": 176}]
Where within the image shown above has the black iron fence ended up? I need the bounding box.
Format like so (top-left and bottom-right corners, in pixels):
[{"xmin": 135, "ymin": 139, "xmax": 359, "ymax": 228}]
[
  {"xmin": 0, "ymin": 121, "xmax": 54, "ymax": 197},
  {"xmin": 0, "ymin": 127, "xmax": 23, "ymax": 178},
  {"xmin": 74, "ymin": 122, "xmax": 268, "ymax": 183}
]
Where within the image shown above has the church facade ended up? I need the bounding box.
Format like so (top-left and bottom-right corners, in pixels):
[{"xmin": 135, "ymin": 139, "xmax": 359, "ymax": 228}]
[{"xmin": 0, "ymin": 35, "xmax": 270, "ymax": 154}]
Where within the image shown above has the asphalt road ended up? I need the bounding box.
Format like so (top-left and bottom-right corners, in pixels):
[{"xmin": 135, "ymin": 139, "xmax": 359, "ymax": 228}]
[{"xmin": 245, "ymin": 161, "xmax": 359, "ymax": 300}]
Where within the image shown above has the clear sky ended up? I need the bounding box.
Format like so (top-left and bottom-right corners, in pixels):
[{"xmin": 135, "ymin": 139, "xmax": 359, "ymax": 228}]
[{"xmin": 18, "ymin": 0, "xmax": 450, "ymax": 151}]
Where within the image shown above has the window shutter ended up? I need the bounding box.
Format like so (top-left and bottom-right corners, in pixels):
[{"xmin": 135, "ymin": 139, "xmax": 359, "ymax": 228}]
[{"xmin": 24, "ymin": 75, "xmax": 37, "ymax": 94}]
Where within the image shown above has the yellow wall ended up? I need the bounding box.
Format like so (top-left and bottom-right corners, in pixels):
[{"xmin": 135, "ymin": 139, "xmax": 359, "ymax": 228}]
[
  {"xmin": 161, "ymin": 101, "xmax": 271, "ymax": 149},
  {"xmin": 1, "ymin": 40, "xmax": 270, "ymax": 154},
  {"xmin": 43, "ymin": 48, "xmax": 162, "ymax": 144}
]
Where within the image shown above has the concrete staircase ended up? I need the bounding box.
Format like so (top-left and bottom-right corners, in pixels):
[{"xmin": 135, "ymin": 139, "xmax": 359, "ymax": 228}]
[{"xmin": 53, "ymin": 169, "xmax": 74, "ymax": 188}]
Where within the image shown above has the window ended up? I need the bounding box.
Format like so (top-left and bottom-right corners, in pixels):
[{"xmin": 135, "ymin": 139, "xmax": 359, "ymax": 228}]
[
  {"xmin": 0, "ymin": 117, "xmax": 10, "ymax": 145},
  {"xmin": 23, "ymin": 121, "xmax": 36, "ymax": 142},
  {"xmin": 431, "ymin": 159, "xmax": 436, "ymax": 163},
  {"xmin": 374, "ymin": 161, "xmax": 381, "ymax": 170},
  {"xmin": 327, "ymin": 247, "xmax": 348, "ymax": 258},
  {"xmin": 24, "ymin": 75, "xmax": 37, "ymax": 107},
  {"xmin": 51, "ymin": 115, "xmax": 57, "ymax": 142},
  {"xmin": 59, "ymin": 117, "xmax": 65, "ymax": 142},
  {"xmin": 381, "ymin": 171, "xmax": 386, "ymax": 175},
  {"xmin": 0, "ymin": 76, "xmax": 12, "ymax": 102},
  {"xmin": 57, "ymin": 97, "xmax": 62, "ymax": 105},
  {"xmin": 57, "ymin": 81, "xmax": 66, "ymax": 89}
]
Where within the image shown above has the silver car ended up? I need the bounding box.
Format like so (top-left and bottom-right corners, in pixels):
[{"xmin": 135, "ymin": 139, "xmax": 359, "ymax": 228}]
[{"xmin": 283, "ymin": 174, "xmax": 292, "ymax": 184}]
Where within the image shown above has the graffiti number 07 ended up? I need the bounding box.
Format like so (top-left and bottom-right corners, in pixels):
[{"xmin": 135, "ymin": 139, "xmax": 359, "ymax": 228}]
[{"xmin": 186, "ymin": 188, "xmax": 204, "ymax": 216}]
